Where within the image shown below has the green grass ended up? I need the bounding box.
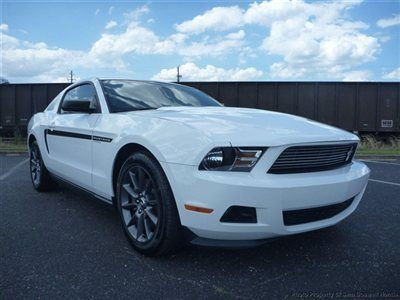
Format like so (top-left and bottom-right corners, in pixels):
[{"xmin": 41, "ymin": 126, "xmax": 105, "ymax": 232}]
[
  {"xmin": 356, "ymin": 148, "xmax": 399, "ymax": 156},
  {"xmin": 0, "ymin": 142, "xmax": 27, "ymax": 153},
  {"xmin": 357, "ymin": 135, "xmax": 400, "ymax": 156},
  {"xmin": 0, "ymin": 137, "xmax": 27, "ymax": 153}
]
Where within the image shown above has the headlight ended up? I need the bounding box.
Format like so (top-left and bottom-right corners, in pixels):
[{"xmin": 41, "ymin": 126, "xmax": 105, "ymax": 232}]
[{"xmin": 199, "ymin": 147, "xmax": 266, "ymax": 172}]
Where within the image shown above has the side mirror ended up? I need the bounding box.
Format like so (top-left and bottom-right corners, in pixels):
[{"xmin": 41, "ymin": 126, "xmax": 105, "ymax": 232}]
[{"xmin": 61, "ymin": 98, "xmax": 96, "ymax": 113}]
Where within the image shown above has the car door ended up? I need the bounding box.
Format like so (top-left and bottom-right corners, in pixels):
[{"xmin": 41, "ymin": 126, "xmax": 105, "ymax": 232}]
[{"xmin": 45, "ymin": 83, "xmax": 100, "ymax": 190}]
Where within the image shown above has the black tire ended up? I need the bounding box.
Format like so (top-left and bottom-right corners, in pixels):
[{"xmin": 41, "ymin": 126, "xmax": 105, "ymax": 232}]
[
  {"xmin": 116, "ymin": 152, "xmax": 184, "ymax": 256},
  {"xmin": 29, "ymin": 141, "xmax": 56, "ymax": 192}
]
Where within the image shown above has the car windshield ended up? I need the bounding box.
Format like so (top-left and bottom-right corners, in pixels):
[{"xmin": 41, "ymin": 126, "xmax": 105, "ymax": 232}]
[{"xmin": 100, "ymin": 80, "xmax": 222, "ymax": 113}]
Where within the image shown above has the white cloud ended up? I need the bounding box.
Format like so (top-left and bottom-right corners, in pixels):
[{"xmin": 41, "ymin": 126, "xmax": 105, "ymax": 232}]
[
  {"xmin": 105, "ymin": 20, "xmax": 117, "ymax": 30},
  {"xmin": 90, "ymin": 23, "xmax": 169, "ymax": 58},
  {"xmin": 176, "ymin": 6, "xmax": 244, "ymax": 34},
  {"xmin": 374, "ymin": 32, "xmax": 391, "ymax": 43},
  {"xmin": 108, "ymin": 6, "xmax": 114, "ymax": 15},
  {"xmin": 91, "ymin": 16, "xmax": 245, "ymax": 61},
  {"xmin": 3, "ymin": 6, "xmax": 185, "ymax": 82},
  {"xmin": 239, "ymin": 46, "xmax": 257, "ymax": 64},
  {"xmin": 342, "ymin": 70, "xmax": 372, "ymax": 81},
  {"xmin": 1, "ymin": 1, "xmax": 386, "ymax": 82},
  {"xmin": 0, "ymin": 23, "xmax": 9, "ymax": 32},
  {"xmin": 226, "ymin": 29, "xmax": 245, "ymax": 40},
  {"xmin": 264, "ymin": 18, "xmax": 379, "ymax": 79},
  {"xmin": 257, "ymin": 0, "xmax": 379, "ymax": 79},
  {"xmin": 175, "ymin": 0, "xmax": 379, "ymax": 80},
  {"xmin": 95, "ymin": 8, "xmax": 100, "ymax": 16},
  {"xmin": 243, "ymin": 1, "xmax": 363, "ymax": 27},
  {"xmin": 124, "ymin": 4, "xmax": 149, "ymax": 22},
  {"xmin": 0, "ymin": 32, "xmax": 20, "ymax": 49},
  {"xmin": 178, "ymin": 30, "xmax": 245, "ymax": 59},
  {"xmin": 112, "ymin": 5, "xmax": 235, "ymax": 59},
  {"xmin": 270, "ymin": 62, "xmax": 307, "ymax": 79},
  {"xmin": 244, "ymin": 0, "xmax": 307, "ymax": 27},
  {"xmin": 88, "ymin": 5, "xmax": 209, "ymax": 63},
  {"xmin": 0, "ymin": 32, "xmax": 103, "ymax": 82},
  {"xmin": 175, "ymin": 1, "xmax": 365, "ymax": 32},
  {"xmin": 382, "ymin": 67, "xmax": 400, "ymax": 80},
  {"xmin": 152, "ymin": 62, "xmax": 263, "ymax": 81},
  {"xmin": 377, "ymin": 14, "xmax": 400, "ymax": 28}
]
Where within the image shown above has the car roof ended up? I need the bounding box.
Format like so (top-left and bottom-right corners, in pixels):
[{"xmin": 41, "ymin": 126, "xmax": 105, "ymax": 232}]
[
  {"xmin": 97, "ymin": 78, "xmax": 182, "ymax": 86},
  {"xmin": 72, "ymin": 78, "xmax": 189, "ymax": 90}
]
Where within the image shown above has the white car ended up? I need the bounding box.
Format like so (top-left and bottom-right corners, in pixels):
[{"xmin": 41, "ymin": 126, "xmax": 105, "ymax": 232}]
[{"xmin": 28, "ymin": 79, "xmax": 370, "ymax": 255}]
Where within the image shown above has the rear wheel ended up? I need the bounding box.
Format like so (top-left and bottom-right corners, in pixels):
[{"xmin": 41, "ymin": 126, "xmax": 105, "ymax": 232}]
[
  {"xmin": 116, "ymin": 152, "xmax": 183, "ymax": 256},
  {"xmin": 30, "ymin": 141, "xmax": 55, "ymax": 192}
]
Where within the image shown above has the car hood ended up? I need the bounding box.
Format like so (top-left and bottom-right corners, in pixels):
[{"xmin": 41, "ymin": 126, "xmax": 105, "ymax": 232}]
[{"xmin": 125, "ymin": 106, "xmax": 358, "ymax": 146}]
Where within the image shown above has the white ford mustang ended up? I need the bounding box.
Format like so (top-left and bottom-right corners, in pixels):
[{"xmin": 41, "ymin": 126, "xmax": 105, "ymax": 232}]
[{"xmin": 28, "ymin": 79, "xmax": 370, "ymax": 255}]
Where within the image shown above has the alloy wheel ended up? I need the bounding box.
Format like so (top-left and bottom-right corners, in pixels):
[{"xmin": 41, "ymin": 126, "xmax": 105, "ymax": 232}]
[
  {"xmin": 30, "ymin": 146, "xmax": 41, "ymax": 186},
  {"xmin": 120, "ymin": 165, "xmax": 159, "ymax": 243}
]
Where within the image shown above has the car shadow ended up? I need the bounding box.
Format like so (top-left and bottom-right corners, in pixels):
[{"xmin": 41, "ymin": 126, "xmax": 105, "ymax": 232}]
[{"xmin": 52, "ymin": 182, "xmax": 354, "ymax": 270}]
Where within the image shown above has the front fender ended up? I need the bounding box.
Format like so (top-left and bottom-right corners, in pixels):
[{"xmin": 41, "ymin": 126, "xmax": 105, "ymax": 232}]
[{"xmin": 91, "ymin": 114, "xmax": 220, "ymax": 198}]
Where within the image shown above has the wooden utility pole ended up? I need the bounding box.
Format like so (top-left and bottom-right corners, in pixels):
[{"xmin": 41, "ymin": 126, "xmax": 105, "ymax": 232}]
[
  {"xmin": 176, "ymin": 66, "xmax": 182, "ymax": 83},
  {"xmin": 68, "ymin": 70, "xmax": 74, "ymax": 83}
]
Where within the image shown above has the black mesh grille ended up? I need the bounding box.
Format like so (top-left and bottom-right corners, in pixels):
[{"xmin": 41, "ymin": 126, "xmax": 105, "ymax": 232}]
[
  {"xmin": 283, "ymin": 197, "xmax": 354, "ymax": 226},
  {"xmin": 268, "ymin": 143, "xmax": 357, "ymax": 174}
]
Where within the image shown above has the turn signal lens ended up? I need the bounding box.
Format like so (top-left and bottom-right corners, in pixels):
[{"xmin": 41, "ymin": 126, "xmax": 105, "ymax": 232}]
[
  {"xmin": 199, "ymin": 147, "xmax": 266, "ymax": 172},
  {"xmin": 232, "ymin": 148, "xmax": 263, "ymax": 170},
  {"xmin": 184, "ymin": 204, "xmax": 214, "ymax": 214}
]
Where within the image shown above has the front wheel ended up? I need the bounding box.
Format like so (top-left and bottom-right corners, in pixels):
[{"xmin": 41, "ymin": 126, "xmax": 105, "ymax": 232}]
[{"xmin": 116, "ymin": 152, "xmax": 183, "ymax": 256}]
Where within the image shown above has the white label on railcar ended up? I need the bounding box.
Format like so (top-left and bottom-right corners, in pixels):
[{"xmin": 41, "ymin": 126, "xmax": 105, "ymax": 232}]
[{"xmin": 381, "ymin": 120, "xmax": 393, "ymax": 128}]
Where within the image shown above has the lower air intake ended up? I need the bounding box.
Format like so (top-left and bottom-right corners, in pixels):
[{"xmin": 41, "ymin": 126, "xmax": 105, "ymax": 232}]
[
  {"xmin": 283, "ymin": 197, "xmax": 355, "ymax": 226},
  {"xmin": 220, "ymin": 206, "xmax": 257, "ymax": 223}
]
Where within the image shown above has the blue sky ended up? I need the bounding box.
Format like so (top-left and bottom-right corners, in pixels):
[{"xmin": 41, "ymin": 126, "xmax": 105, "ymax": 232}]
[{"xmin": 1, "ymin": 0, "xmax": 399, "ymax": 83}]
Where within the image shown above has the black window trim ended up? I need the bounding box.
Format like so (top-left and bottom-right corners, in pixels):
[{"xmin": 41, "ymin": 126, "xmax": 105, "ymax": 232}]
[
  {"xmin": 98, "ymin": 80, "xmax": 113, "ymax": 114},
  {"xmin": 57, "ymin": 81, "xmax": 102, "ymax": 114}
]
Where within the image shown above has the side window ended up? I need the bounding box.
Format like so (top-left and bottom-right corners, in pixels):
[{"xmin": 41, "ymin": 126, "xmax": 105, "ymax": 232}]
[{"xmin": 60, "ymin": 84, "xmax": 99, "ymax": 114}]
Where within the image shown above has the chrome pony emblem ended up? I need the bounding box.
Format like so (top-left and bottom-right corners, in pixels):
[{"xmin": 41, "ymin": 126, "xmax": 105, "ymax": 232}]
[{"xmin": 346, "ymin": 147, "xmax": 354, "ymax": 161}]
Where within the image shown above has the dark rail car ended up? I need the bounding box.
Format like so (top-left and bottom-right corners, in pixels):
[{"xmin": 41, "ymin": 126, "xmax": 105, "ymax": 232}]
[
  {"xmin": 182, "ymin": 82, "xmax": 400, "ymax": 133},
  {"xmin": 0, "ymin": 83, "xmax": 70, "ymax": 135},
  {"xmin": 0, "ymin": 81, "xmax": 399, "ymax": 135}
]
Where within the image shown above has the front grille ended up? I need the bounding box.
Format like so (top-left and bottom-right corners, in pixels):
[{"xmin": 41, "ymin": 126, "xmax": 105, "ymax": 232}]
[
  {"xmin": 283, "ymin": 197, "xmax": 355, "ymax": 226},
  {"xmin": 268, "ymin": 143, "xmax": 357, "ymax": 174}
]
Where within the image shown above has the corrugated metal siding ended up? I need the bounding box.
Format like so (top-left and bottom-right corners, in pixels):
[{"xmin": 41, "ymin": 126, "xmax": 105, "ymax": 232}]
[
  {"xmin": 182, "ymin": 81, "xmax": 400, "ymax": 133},
  {"xmin": 0, "ymin": 83, "xmax": 69, "ymax": 133},
  {"xmin": 337, "ymin": 83, "xmax": 357, "ymax": 131},
  {"xmin": 297, "ymin": 83, "xmax": 315, "ymax": 119},
  {"xmin": 0, "ymin": 81, "xmax": 399, "ymax": 134}
]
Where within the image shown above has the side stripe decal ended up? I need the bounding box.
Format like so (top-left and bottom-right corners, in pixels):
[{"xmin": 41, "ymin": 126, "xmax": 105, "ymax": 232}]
[
  {"xmin": 44, "ymin": 129, "xmax": 113, "ymax": 148},
  {"xmin": 47, "ymin": 129, "xmax": 92, "ymax": 140}
]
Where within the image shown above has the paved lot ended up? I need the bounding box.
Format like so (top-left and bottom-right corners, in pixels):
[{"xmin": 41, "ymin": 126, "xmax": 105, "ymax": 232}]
[{"xmin": 1, "ymin": 155, "xmax": 399, "ymax": 299}]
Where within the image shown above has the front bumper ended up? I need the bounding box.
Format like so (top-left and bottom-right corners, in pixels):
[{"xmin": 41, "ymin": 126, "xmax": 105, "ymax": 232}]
[{"xmin": 161, "ymin": 159, "xmax": 370, "ymax": 241}]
